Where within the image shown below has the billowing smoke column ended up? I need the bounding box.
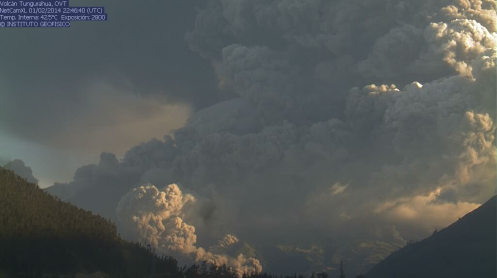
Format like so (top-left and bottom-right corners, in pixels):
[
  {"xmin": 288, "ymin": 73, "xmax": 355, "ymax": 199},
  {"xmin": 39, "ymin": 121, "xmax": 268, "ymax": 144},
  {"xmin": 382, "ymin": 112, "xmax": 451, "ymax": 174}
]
[
  {"xmin": 3, "ymin": 159, "xmax": 39, "ymax": 185},
  {"xmin": 116, "ymin": 184, "xmax": 262, "ymax": 277},
  {"xmin": 49, "ymin": 0, "xmax": 496, "ymax": 274}
]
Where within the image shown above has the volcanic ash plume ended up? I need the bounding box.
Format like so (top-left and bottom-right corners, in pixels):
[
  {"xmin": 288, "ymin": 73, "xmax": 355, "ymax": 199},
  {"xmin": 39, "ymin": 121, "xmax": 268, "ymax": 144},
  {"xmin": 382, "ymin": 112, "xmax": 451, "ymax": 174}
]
[
  {"xmin": 116, "ymin": 184, "xmax": 262, "ymax": 277},
  {"xmin": 51, "ymin": 0, "xmax": 496, "ymax": 274},
  {"xmin": 3, "ymin": 159, "xmax": 38, "ymax": 185}
]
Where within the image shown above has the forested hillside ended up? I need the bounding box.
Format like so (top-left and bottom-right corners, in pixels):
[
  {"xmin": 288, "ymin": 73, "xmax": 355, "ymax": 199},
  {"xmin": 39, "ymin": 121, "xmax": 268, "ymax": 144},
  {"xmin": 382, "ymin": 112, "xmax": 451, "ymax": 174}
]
[{"xmin": 0, "ymin": 167, "xmax": 180, "ymax": 277}]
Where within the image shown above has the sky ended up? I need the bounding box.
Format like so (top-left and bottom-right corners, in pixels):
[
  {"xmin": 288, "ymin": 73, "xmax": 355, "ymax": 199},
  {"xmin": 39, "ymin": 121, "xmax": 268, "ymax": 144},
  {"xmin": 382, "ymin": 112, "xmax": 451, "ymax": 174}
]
[
  {"xmin": 0, "ymin": 0, "xmax": 220, "ymax": 187},
  {"xmin": 1, "ymin": 0, "xmax": 496, "ymax": 276}
]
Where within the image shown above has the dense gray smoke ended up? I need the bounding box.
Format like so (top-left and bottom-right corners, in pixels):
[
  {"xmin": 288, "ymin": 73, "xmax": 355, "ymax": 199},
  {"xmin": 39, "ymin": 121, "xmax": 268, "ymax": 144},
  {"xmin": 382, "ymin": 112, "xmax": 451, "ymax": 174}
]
[
  {"xmin": 47, "ymin": 0, "xmax": 496, "ymax": 275},
  {"xmin": 0, "ymin": 0, "xmax": 223, "ymax": 157},
  {"xmin": 3, "ymin": 159, "xmax": 39, "ymax": 185},
  {"xmin": 116, "ymin": 184, "xmax": 262, "ymax": 277}
]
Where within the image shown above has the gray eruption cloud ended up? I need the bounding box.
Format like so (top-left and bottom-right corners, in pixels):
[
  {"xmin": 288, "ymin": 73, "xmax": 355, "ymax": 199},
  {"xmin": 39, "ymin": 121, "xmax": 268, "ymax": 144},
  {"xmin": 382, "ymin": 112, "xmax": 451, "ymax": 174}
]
[
  {"xmin": 116, "ymin": 184, "xmax": 262, "ymax": 277},
  {"xmin": 48, "ymin": 0, "xmax": 496, "ymax": 275},
  {"xmin": 3, "ymin": 159, "xmax": 39, "ymax": 185}
]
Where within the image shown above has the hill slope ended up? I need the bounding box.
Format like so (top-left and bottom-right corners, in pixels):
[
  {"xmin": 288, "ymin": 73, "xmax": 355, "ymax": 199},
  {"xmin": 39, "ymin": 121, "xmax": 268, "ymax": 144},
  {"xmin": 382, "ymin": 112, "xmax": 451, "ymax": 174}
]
[
  {"xmin": 366, "ymin": 196, "xmax": 497, "ymax": 278},
  {"xmin": 0, "ymin": 167, "xmax": 179, "ymax": 277}
]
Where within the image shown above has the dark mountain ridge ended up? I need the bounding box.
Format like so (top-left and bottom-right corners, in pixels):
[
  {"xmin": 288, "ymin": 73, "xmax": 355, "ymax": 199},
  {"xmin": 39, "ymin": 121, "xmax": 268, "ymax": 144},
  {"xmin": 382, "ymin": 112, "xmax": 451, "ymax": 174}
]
[{"xmin": 366, "ymin": 196, "xmax": 497, "ymax": 278}]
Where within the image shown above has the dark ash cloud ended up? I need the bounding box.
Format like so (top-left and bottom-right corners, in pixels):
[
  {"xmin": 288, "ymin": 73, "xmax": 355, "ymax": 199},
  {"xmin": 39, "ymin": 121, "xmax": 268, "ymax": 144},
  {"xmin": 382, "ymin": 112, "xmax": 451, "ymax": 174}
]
[
  {"xmin": 3, "ymin": 159, "xmax": 39, "ymax": 184},
  {"xmin": 0, "ymin": 0, "xmax": 232, "ymax": 154},
  {"xmin": 40, "ymin": 0, "xmax": 496, "ymax": 276}
]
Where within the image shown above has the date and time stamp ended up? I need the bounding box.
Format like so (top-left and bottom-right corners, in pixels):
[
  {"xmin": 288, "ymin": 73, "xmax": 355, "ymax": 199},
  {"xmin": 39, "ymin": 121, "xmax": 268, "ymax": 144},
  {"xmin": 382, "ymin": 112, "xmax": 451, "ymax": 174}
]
[{"xmin": 0, "ymin": 0, "xmax": 108, "ymax": 27}]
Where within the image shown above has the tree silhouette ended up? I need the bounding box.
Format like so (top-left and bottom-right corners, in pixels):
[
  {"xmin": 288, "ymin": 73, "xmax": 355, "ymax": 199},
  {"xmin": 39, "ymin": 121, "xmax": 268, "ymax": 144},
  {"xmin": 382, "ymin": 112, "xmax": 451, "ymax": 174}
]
[
  {"xmin": 317, "ymin": 272, "xmax": 328, "ymax": 278},
  {"xmin": 339, "ymin": 261, "xmax": 346, "ymax": 278}
]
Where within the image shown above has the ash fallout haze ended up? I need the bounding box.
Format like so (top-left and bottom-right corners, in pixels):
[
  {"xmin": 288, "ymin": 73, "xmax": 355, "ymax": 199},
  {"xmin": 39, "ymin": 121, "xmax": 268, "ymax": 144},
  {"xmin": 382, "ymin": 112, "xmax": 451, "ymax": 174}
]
[{"xmin": 0, "ymin": 0, "xmax": 496, "ymax": 277}]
